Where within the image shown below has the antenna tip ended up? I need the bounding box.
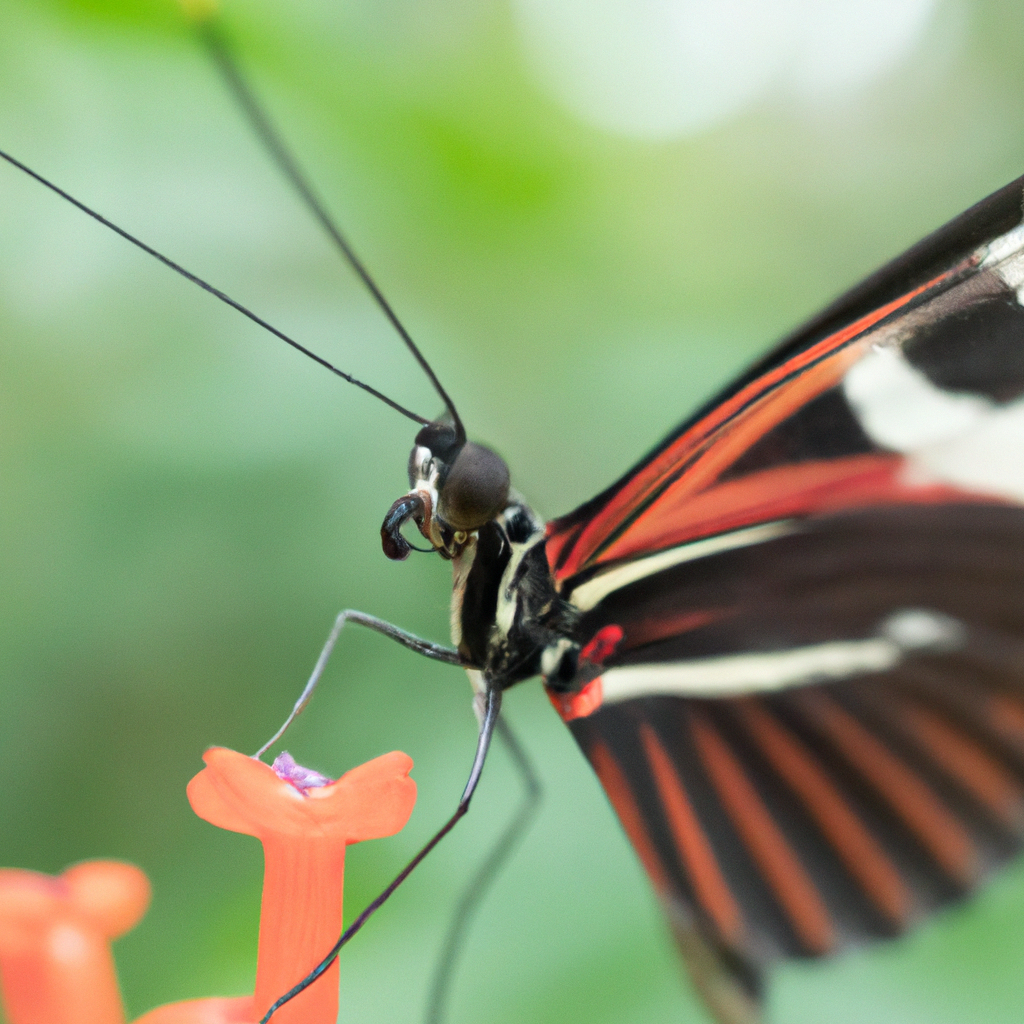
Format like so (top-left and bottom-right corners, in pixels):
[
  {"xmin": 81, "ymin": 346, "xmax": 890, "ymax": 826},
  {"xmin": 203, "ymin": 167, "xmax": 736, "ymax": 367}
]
[{"xmin": 179, "ymin": 0, "xmax": 218, "ymax": 24}]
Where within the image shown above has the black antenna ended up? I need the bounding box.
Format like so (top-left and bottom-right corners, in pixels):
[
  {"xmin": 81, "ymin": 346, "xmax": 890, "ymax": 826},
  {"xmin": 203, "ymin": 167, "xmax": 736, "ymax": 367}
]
[
  {"xmin": 0, "ymin": 147, "xmax": 429, "ymax": 427},
  {"xmin": 192, "ymin": 13, "xmax": 466, "ymax": 444}
]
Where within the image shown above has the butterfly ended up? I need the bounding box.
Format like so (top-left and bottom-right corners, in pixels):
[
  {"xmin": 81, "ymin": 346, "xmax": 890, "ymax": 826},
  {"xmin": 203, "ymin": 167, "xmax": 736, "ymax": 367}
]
[
  {"xmin": 255, "ymin": 93, "xmax": 1024, "ymax": 1024},
  {"xmin": 537, "ymin": 184, "xmax": 1024, "ymax": 1020},
  {"xmin": 5, "ymin": 9, "xmax": 1024, "ymax": 1024},
  {"xmin": 370, "ymin": 175, "xmax": 1024, "ymax": 1024}
]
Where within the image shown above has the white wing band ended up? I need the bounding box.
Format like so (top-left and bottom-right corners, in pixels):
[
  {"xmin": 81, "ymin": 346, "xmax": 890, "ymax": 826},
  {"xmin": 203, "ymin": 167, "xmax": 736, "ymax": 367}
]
[{"xmin": 600, "ymin": 608, "xmax": 965, "ymax": 702}]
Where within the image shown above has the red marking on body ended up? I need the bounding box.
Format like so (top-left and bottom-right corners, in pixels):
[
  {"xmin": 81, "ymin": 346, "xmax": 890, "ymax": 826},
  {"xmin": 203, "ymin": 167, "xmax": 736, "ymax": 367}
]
[
  {"xmin": 547, "ymin": 677, "xmax": 604, "ymax": 722},
  {"xmin": 580, "ymin": 624, "xmax": 624, "ymax": 666}
]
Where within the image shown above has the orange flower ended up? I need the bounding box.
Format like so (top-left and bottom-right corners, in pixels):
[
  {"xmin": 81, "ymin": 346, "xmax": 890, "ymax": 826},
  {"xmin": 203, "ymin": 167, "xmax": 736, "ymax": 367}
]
[
  {"xmin": 0, "ymin": 748, "xmax": 416, "ymax": 1024},
  {"xmin": 0, "ymin": 860, "xmax": 150, "ymax": 1024},
  {"xmin": 183, "ymin": 747, "xmax": 417, "ymax": 1024}
]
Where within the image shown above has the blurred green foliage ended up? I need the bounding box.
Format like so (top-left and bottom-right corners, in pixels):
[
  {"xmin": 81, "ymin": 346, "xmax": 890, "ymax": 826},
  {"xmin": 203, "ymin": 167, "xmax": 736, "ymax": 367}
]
[{"xmin": 2, "ymin": 1, "xmax": 1024, "ymax": 1022}]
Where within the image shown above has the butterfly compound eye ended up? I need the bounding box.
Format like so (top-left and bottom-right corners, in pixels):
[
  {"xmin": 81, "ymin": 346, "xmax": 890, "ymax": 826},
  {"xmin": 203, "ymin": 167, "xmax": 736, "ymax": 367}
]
[{"xmin": 440, "ymin": 442, "xmax": 510, "ymax": 531}]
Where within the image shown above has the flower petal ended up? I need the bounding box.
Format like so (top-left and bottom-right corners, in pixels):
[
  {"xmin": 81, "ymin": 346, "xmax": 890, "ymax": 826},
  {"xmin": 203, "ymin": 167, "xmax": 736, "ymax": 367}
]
[
  {"xmin": 63, "ymin": 862, "xmax": 151, "ymax": 939},
  {"xmin": 187, "ymin": 748, "xmax": 415, "ymax": 842}
]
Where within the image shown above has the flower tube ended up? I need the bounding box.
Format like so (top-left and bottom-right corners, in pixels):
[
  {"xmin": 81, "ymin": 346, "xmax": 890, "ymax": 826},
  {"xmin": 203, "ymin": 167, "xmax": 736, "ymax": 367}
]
[
  {"xmin": 184, "ymin": 747, "xmax": 417, "ymax": 1024},
  {"xmin": 0, "ymin": 747, "xmax": 416, "ymax": 1024}
]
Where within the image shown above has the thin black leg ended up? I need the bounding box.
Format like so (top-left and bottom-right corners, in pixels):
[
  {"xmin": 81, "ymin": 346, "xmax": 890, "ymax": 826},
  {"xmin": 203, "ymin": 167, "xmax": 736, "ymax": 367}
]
[
  {"xmin": 254, "ymin": 609, "xmax": 462, "ymax": 758},
  {"xmin": 258, "ymin": 686, "xmax": 504, "ymax": 1024},
  {"xmin": 425, "ymin": 713, "xmax": 543, "ymax": 1024}
]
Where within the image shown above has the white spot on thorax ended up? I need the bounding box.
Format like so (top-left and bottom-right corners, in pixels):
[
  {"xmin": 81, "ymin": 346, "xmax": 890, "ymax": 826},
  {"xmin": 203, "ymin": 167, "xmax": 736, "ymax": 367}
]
[
  {"xmin": 541, "ymin": 637, "xmax": 576, "ymax": 680},
  {"xmin": 494, "ymin": 536, "xmax": 539, "ymax": 637},
  {"xmin": 491, "ymin": 503, "xmax": 547, "ymax": 640}
]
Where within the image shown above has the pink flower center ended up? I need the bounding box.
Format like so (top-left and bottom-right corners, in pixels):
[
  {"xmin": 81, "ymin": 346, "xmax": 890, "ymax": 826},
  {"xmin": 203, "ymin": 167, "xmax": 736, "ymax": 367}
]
[{"xmin": 271, "ymin": 752, "xmax": 333, "ymax": 792}]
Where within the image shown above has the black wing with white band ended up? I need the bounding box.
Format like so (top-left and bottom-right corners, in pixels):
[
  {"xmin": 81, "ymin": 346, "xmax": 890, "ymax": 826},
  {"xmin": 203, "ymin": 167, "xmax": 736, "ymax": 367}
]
[{"xmin": 543, "ymin": 176, "xmax": 1024, "ymax": 1023}]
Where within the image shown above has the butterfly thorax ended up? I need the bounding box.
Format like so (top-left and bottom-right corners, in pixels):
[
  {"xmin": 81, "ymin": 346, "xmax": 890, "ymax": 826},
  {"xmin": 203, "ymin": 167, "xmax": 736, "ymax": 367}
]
[
  {"xmin": 380, "ymin": 420, "xmax": 581, "ymax": 690},
  {"xmin": 448, "ymin": 499, "xmax": 580, "ymax": 688}
]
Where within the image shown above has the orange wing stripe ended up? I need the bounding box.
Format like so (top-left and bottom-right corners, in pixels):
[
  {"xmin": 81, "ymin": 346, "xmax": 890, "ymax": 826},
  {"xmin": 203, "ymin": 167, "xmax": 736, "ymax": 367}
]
[
  {"xmin": 589, "ymin": 739, "xmax": 671, "ymax": 895},
  {"xmin": 690, "ymin": 710, "xmax": 835, "ymax": 955},
  {"xmin": 899, "ymin": 699, "xmax": 1024, "ymax": 832},
  {"xmin": 600, "ymin": 455, "xmax": 984, "ymax": 566},
  {"xmin": 545, "ymin": 520, "xmax": 584, "ymax": 579},
  {"xmin": 799, "ymin": 693, "xmax": 977, "ymax": 883},
  {"xmin": 639, "ymin": 723, "xmax": 744, "ymax": 944},
  {"xmin": 548, "ymin": 271, "xmax": 951, "ymax": 581},
  {"xmin": 622, "ymin": 610, "xmax": 723, "ymax": 652},
  {"xmin": 986, "ymin": 692, "xmax": 1024, "ymax": 747},
  {"xmin": 737, "ymin": 700, "xmax": 911, "ymax": 926},
  {"xmin": 553, "ymin": 340, "xmax": 863, "ymax": 578}
]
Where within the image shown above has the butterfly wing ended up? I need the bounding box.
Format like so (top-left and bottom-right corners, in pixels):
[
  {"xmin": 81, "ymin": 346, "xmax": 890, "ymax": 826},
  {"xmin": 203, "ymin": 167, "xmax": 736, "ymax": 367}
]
[
  {"xmin": 546, "ymin": 174, "xmax": 1024, "ymax": 583},
  {"xmin": 543, "ymin": 175, "xmax": 1024, "ymax": 1023}
]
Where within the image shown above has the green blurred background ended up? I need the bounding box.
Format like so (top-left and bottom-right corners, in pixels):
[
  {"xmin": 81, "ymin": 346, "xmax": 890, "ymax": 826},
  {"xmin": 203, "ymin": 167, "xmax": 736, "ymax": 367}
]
[{"xmin": 2, "ymin": 0, "xmax": 1024, "ymax": 1021}]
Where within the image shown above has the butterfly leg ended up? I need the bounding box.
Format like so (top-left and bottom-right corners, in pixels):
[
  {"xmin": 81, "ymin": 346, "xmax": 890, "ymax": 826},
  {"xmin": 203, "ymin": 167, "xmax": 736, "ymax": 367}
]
[
  {"xmin": 259, "ymin": 685, "xmax": 504, "ymax": 1024},
  {"xmin": 254, "ymin": 609, "xmax": 462, "ymax": 757},
  {"xmin": 424, "ymin": 712, "xmax": 542, "ymax": 1024}
]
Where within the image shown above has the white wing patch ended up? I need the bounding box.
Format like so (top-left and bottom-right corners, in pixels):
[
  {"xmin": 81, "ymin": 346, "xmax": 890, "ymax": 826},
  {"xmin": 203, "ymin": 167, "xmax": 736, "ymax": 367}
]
[
  {"xmin": 983, "ymin": 221, "xmax": 1024, "ymax": 299},
  {"xmin": 567, "ymin": 520, "xmax": 796, "ymax": 612},
  {"xmin": 600, "ymin": 608, "xmax": 964, "ymax": 703},
  {"xmin": 907, "ymin": 402, "xmax": 1024, "ymax": 503},
  {"xmin": 844, "ymin": 344, "xmax": 1024, "ymax": 504},
  {"xmin": 844, "ymin": 345, "xmax": 992, "ymax": 450}
]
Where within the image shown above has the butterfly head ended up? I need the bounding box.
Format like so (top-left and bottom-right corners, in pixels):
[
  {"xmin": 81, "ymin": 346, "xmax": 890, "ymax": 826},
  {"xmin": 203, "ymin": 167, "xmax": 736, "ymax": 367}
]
[{"xmin": 381, "ymin": 420, "xmax": 510, "ymax": 561}]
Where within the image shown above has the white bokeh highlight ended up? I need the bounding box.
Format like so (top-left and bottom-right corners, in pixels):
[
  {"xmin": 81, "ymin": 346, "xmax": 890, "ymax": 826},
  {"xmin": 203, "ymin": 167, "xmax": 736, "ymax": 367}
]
[{"xmin": 513, "ymin": 0, "xmax": 939, "ymax": 139}]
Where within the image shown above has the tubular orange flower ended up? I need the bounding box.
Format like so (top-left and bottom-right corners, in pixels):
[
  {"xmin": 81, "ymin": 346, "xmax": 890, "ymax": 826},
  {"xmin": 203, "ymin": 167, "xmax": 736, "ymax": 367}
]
[
  {"xmin": 184, "ymin": 747, "xmax": 417, "ymax": 1024},
  {"xmin": 0, "ymin": 747, "xmax": 416, "ymax": 1024},
  {"xmin": 0, "ymin": 860, "xmax": 150, "ymax": 1024}
]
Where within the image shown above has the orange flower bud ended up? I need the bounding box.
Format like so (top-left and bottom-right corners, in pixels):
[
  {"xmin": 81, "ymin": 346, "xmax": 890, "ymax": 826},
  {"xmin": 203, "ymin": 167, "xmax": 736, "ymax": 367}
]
[{"xmin": 0, "ymin": 860, "xmax": 150, "ymax": 1024}]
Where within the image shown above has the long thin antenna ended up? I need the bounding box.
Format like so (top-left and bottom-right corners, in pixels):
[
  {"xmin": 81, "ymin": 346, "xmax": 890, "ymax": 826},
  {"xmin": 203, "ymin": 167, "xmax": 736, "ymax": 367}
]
[
  {"xmin": 194, "ymin": 16, "xmax": 466, "ymax": 443},
  {"xmin": 0, "ymin": 147, "xmax": 429, "ymax": 426},
  {"xmin": 258, "ymin": 686, "xmax": 504, "ymax": 1024}
]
